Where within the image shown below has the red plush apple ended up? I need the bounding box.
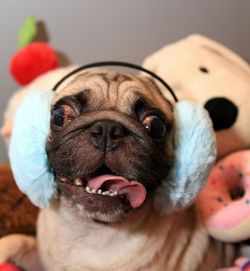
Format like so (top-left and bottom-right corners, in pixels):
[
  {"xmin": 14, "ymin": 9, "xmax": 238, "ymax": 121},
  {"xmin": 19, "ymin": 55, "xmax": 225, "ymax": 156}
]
[
  {"xmin": 9, "ymin": 41, "xmax": 58, "ymax": 85},
  {"xmin": 0, "ymin": 263, "xmax": 22, "ymax": 271}
]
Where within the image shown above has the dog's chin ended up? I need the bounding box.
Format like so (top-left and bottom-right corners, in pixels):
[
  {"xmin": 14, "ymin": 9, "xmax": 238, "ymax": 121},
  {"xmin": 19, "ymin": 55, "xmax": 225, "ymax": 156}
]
[
  {"xmin": 58, "ymin": 182, "xmax": 133, "ymax": 223},
  {"xmin": 56, "ymin": 166, "xmax": 150, "ymax": 223}
]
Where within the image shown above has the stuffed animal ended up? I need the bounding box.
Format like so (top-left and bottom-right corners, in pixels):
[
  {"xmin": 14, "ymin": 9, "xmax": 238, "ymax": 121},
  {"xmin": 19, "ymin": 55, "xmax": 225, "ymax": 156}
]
[
  {"xmin": 1, "ymin": 15, "xmax": 74, "ymax": 141},
  {"xmin": 219, "ymin": 258, "xmax": 250, "ymax": 271},
  {"xmin": 0, "ymin": 164, "xmax": 38, "ymax": 238},
  {"xmin": 9, "ymin": 16, "xmax": 58, "ymax": 86},
  {"xmin": 0, "ymin": 65, "xmax": 76, "ymax": 141},
  {"xmin": 143, "ymin": 34, "xmax": 250, "ymax": 269},
  {"xmin": 143, "ymin": 34, "xmax": 250, "ymax": 159},
  {"xmin": 196, "ymin": 150, "xmax": 250, "ymax": 270},
  {"xmin": 0, "ymin": 163, "xmax": 38, "ymax": 270},
  {"xmin": 197, "ymin": 150, "xmax": 250, "ymax": 243}
]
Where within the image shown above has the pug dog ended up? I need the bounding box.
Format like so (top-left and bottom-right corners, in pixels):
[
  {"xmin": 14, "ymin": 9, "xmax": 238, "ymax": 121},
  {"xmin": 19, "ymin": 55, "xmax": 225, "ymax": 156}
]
[{"xmin": 0, "ymin": 69, "xmax": 237, "ymax": 271}]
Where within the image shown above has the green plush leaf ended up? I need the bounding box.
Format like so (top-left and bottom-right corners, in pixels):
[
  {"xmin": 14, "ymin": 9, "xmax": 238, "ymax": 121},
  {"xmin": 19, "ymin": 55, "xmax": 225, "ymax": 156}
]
[{"xmin": 18, "ymin": 16, "xmax": 37, "ymax": 48}]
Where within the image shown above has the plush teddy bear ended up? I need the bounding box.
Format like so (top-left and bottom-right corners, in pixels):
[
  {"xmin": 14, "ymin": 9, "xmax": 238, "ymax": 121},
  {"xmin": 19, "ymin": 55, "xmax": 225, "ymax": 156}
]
[
  {"xmin": 0, "ymin": 164, "xmax": 37, "ymax": 270},
  {"xmin": 0, "ymin": 164, "xmax": 38, "ymax": 238},
  {"xmin": 143, "ymin": 34, "xmax": 250, "ymax": 159}
]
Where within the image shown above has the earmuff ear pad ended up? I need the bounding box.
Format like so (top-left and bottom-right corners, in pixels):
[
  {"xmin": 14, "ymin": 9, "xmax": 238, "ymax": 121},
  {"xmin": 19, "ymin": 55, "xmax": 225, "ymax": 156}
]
[
  {"xmin": 9, "ymin": 91, "xmax": 56, "ymax": 208},
  {"xmin": 154, "ymin": 101, "xmax": 216, "ymax": 214},
  {"xmin": 9, "ymin": 93, "xmax": 216, "ymax": 211}
]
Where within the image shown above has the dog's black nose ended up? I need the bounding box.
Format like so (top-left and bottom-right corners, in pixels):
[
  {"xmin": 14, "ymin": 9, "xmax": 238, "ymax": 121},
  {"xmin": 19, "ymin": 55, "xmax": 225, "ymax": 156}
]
[
  {"xmin": 90, "ymin": 120, "xmax": 128, "ymax": 151},
  {"xmin": 204, "ymin": 97, "xmax": 238, "ymax": 131}
]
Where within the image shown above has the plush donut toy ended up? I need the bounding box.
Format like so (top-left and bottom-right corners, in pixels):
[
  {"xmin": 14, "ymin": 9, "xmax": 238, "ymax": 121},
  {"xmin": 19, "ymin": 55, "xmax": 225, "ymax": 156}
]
[
  {"xmin": 197, "ymin": 150, "xmax": 250, "ymax": 243},
  {"xmin": 218, "ymin": 257, "xmax": 250, "ymax": 271}
]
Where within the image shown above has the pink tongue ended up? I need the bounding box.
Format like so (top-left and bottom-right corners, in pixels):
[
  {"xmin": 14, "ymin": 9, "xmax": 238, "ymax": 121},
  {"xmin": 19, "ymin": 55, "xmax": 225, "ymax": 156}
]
[{"xmin": 88, "ymin": 175, "xmax": 146, "ymax": 208}]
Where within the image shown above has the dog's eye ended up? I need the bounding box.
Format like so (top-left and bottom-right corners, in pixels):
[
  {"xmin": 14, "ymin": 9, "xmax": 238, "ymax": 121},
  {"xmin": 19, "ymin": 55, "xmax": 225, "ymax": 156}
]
[
  {"xmin": 143, "ymin": 116, "xmax": 167, "ymax": 138},
  {"xmin": 51, "ymin": 105, "xmax": 76, "ymax": 127}
]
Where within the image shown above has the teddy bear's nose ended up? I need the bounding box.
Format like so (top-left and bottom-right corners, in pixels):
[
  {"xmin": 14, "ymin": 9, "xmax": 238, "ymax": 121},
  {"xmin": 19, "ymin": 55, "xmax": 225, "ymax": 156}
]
[{"xmin": 204, "ymin": 97, "xmax": 238, "ymax": 131}]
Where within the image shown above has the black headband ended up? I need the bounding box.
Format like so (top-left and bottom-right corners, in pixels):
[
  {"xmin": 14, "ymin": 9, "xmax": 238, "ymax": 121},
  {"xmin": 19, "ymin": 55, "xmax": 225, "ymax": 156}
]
[{"xmin": 52, "ymin": 61, "xmax": 178, "ymax": 102}]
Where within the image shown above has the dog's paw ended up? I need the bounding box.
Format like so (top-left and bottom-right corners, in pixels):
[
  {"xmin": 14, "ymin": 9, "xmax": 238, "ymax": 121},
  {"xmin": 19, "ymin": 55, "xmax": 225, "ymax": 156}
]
[
  {"xmin": 0, "ymin": 234, "xmax": 39, "ymax": 270},
  {"xmin": 0, "ymin": 235, "xmax": 18, "ymax": 263}
]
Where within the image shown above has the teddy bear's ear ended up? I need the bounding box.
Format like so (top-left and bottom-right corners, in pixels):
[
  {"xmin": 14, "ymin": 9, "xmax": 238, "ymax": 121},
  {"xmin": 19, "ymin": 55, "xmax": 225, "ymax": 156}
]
[
  {"xmin": 154, "ymin": 101, "xmax": 216, "ymax": 214},
  {"xmin": 188, "ymin": 34, "xmax": 250, "ymax": 72},
  {"xmin": 9, "ymin": 90, "xmax": 56, "ymax": 208}
]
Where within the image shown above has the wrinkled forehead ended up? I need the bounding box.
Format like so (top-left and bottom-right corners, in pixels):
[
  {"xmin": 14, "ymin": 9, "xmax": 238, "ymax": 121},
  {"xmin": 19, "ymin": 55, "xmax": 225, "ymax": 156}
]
[{"xmin": 53, "ymin": 68, "xmax": 172, "ymax": 114}]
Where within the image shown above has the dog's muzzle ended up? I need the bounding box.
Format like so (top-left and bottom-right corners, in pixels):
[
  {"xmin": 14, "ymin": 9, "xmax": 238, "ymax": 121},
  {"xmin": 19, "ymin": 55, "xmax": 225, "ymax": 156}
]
[{"xmin": 90, "ymin": 120, "xmax": 128, "ymax": 152}]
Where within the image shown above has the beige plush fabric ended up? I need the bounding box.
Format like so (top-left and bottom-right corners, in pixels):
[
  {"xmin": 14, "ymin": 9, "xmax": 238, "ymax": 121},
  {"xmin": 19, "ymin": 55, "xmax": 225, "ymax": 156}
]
[{"xmin": 143, "ymin": 34, "xmax": 250, "ymax": 158}]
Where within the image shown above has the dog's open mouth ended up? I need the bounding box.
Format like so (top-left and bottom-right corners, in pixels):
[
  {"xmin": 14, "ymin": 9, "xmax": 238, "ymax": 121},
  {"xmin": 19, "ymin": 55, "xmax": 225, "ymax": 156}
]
[{"xmin": 58, "ymin": 166, "xmax": 147, "ymax": 209}]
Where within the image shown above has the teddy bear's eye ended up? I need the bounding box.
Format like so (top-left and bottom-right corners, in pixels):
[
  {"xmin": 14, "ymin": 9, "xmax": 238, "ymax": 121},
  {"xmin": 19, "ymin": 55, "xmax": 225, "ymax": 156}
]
[
  {"xmin": 143, "ymin": 115, "xmax": 167, "ymax": 138},
  {"xmin": 52, "ymin": 105, "xmax": 76, "ymax": 127},
  {"xmin": 199, "ymin": 66, "xmax": 209, "ymax": 73}
]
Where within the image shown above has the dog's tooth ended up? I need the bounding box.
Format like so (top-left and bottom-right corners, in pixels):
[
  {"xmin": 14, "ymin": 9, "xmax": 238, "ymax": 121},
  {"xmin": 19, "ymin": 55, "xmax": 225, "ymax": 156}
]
[
  {"xmin": 111, "ymin": 191, "xmax": 118, "ymax": 196},
  {"xmin": 60, "ymin": 177, "xmax": 68, "ymax": 182},
  {"xmin": 74, "ymin": 177, "xmax": 83, "ymax": 186},
  {"xmin": 102, "ymin": 191, "xmax": 110, "ymax": 195},
  {"xmin": 86, "ymin": 186, "xmax": 91, "ymax": 193},
  {"xmin": 98, "ymin": 189, "xmax": 102, "ymax": 194},
  {"xmin": 91, "ymin": 189, "xmax": 97, "ymax": 194}
]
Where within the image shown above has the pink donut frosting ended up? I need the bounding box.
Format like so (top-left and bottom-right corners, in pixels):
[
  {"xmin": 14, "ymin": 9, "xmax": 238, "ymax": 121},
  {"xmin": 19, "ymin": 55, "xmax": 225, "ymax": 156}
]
[{"xmin": 197, "ymin": 150, "xmax": 250, "ymax": 241}]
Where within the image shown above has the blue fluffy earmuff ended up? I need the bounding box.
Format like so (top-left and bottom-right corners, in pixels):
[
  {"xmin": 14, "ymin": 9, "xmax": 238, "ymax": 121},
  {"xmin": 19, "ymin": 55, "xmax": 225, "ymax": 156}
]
[
  {"xmin": 9, "ymin": 91, "xmax": 55, "ymax": 207},
  {"xmin": 154, "ymin": 101, "xmax": 216, "ymax": 214},
  {"xmin": 9, "ymin": 62, "xmax": 216, "ymax": 212}
]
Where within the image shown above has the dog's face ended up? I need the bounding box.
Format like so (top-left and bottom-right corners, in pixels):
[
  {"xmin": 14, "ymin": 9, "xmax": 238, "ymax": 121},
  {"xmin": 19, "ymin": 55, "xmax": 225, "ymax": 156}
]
[{"xmin": 46, "ymin": 69, "xmax": 174, "ymax": 223}]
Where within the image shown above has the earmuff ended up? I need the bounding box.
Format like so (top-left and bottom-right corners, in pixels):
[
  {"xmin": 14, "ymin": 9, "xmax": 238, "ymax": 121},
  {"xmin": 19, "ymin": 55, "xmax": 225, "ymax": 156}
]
[{"xmin": 9, "ymin": 61, "xmax": 216, "ymax": 213}]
